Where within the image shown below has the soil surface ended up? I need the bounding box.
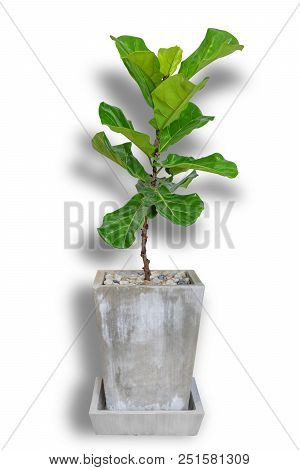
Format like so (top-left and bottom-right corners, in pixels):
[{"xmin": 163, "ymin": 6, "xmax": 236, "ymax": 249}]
[{"xmin": 103, "ymin": 271, "xmax": 191, "ymax": 286}]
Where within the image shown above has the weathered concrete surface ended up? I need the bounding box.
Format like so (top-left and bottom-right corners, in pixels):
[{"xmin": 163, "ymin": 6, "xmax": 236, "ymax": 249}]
[
  {"xmin": 89, "ymin": 376, "xmax": 204, "ymax": 435},
  {"xmin": 93, "ymin": 270, "xmax": 204, "ymax": 411}
]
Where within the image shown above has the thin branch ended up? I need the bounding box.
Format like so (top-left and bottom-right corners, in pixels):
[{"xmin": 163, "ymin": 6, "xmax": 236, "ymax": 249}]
[{"xmin": 140, "ymin": 217, "xmax": 150, "ymax": 280}]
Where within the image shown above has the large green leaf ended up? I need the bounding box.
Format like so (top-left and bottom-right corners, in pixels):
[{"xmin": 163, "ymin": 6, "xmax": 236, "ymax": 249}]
[
  {"xmin": 99, "ymin": 102, "xmax": 155, "ymax": 158},
  {"xmin": 151, "ymin": 74, "xmax": 209, "ymax": 129},
  {"xmin": 161, "ymin": 153, "xmax": 238, "ymax": 178},
  {"xmin": 147, "ymin": 205, "xmax": 157, "ymax": 219},
  {"xmin": 137, "ymin": 168, "xmax": 198, "ymax": 195},
  {"xmin": 92, "ymin": 132, "xmax": 149, "ymax": 182},
  {"xmin": 111, "ymin": 35, "xmax": 156, "ymax": 107},
  {"xmin": 111, "ymin": 35, "xmax": 150, "ymax": 56},
  {"xmin": 158, "ymin": 46, "xmax": 183, "ymax": 76},
  {"xmin": 166, "ymin": 171, "xmax": 199, "ymax": 191},
  {"xmin": 154, "ymin": 171, "xmax": 198, "ymax": 192},
  {"xmin": 127, "ymin": 51, "xmax": 163, "ymax": 86},
  {"xmin": 179, "ymin": 28, "xmax": 244, "ymax": 79},
  {"xmin": 159, "ymin": 102, "xmax": 214, "ymax": 152},
  {"xmin": 98, "ymin": 193, "xmax": 148, "ymax": 249},
  {"xmin": 138, "ymin": 184, "xmax": 204, "ymax": 226},
  {"xmin": 176, "ymin": 171, "xmax": 198, "ymax": 188}
]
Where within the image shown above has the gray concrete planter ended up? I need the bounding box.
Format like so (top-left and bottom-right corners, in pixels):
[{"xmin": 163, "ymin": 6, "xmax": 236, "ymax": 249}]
[{"xmin": 93, "ymin": 270, "xmax": 204, "ymax": 412}]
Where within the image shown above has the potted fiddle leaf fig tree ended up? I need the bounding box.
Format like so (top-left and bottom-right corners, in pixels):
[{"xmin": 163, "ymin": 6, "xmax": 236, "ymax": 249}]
[{"xmin": 91, "ymin": 29, "xmax": 243, "ymax": 430}]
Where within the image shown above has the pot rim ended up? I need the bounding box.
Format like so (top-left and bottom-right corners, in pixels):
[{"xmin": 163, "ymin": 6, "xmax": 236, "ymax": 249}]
[{"xmin": 93, "ymin": 269, "xmax": 204, "ymax": 289}]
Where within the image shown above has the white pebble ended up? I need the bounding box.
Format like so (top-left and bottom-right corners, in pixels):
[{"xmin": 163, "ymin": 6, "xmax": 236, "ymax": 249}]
[{"xmin": 103, "ymin": 271, "xmax": 190, "ymax": 286}]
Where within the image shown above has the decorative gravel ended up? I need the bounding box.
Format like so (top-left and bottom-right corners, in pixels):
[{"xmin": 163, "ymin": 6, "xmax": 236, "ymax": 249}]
[{"xmin": 103, "ymin": 271, "xmax": 191, "ymax": 286}]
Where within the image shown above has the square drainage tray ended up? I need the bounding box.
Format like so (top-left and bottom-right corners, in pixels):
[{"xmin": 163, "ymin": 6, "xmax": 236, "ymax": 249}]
[{"xmin": 89, "ymin": 377, "xmax": 204, "ymax": 436}]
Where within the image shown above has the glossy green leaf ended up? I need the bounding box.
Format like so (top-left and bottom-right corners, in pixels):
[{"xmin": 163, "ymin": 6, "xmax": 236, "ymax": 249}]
[
  {"xmin": 177, "ymin": 171, "xmax": 198, "ymax": 188},
  {"xmin": 137, "ymin": 168, "xmax": 198, "ymax": 195},
  {"xmin": 136, "ymin": 177, "xmax": 174, "ymax": 194},
  {"xmin": 169, "ymin": 171, "xmax": 199, "ymax": 190},
  {"xmin": 111, "ymin": 35, "xmax": 150, "ymax": 57},
  {"xmin": 155, "ymin": 171, "xmax": 198, "ymax": 192},
  {"xmin": 158, "ymin": 46, "xmax": 183, "ymax": 76},
  {"xmin": 147, "ymin": 205, "xmax": 157, "ymax": 219},
  {"xmin": 152, "ymin": 74, "xmax": 209, "ymax": 129},
  {"xmin": 127, "ymin": 51, "xmax": 163, "ymax": 86},
  {"xmin": 179, "ymin": 28, "xmax": 244, "ymax": 79},
  {"xmin": 111, "ymin": 35, "xmax": 156, "ymax": 107},
  {"xmin": 98, "ymin": 193, "xmax": 148, "ymax": 249},
  {"xmin": 99, "ymin": 102, "xmax": 155, "ymax": 158},
  {"xmin": 135, "ymin": 181, "xmax": 157, "ymax": 219},
  {"xmin": 159, "ymin": 102, "xmax": 214, "ymax": 152},
  {"xmin": 155, "ymin": 176, "xmax": 174, "ymax": 191},
  {"xmin": 161, "ymin": 153, "xmax": 238, "ymax": 178},
  {"xmin": 138, "ymin": 184, "xmax": 204, "ymax": 226},
  {"xmin": 135, "ymin": 179, "xmax": 148, "ymax": 193},
  {"xmin": 92, "ymin": 132, "xmax": 149, "ymax": 182}
]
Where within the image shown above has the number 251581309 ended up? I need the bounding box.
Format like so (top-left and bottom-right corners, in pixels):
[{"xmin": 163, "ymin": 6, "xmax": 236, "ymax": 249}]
[{"xmin": 178, "ymin": 454, "xmax": 250, "ymax": 465}]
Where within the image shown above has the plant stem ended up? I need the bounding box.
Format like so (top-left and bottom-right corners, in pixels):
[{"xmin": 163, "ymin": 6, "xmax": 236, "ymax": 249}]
[
  {"xmin": 140, "ymin": 129, "xmax": 161, "ymax": 280},
  {"xmin": 140, "ymin": 73, "xmax": 169, "ymax": 279},
  {"xmin": 141, "ymin": 216, "xmax": 150, "ymax": 280},
  {"xmin": 151, "ymin": 130, "xmax": 160, "ymax": 187}
]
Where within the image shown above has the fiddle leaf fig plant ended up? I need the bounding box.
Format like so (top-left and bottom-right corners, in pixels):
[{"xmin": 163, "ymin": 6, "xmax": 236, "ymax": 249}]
[{"xmin": 93, "ymin": 28, "xmax": 244, "ymax": 280}]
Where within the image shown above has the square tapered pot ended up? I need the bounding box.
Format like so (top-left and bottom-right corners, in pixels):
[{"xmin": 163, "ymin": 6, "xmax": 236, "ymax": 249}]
[{"xmin": 93, "ymin": 270, "xmax": 204, "ymax": 411}]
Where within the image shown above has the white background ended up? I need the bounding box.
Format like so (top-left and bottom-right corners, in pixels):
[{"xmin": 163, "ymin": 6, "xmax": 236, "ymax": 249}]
[{"xmin": 1, "ymin": 0, "xmax": 300, "ymax": 468}]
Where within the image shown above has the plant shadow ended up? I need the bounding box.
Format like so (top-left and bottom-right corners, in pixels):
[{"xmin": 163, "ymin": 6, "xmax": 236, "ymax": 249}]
[
  {"xmin": 200, "ymin": 61, "xmax": 245, "ymax": 97},
  {"xmin": 93, "ymin": 67, "xmax": 155, "ymax": 135},
  {"xmin": 71, "ymin": 132, "xmax": 131, "ymax": 201},
  {"xmin": 67, "ymin": 284, "xmax": 100, "ymax": 434}
]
